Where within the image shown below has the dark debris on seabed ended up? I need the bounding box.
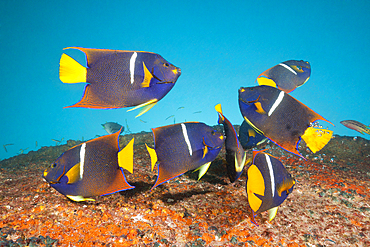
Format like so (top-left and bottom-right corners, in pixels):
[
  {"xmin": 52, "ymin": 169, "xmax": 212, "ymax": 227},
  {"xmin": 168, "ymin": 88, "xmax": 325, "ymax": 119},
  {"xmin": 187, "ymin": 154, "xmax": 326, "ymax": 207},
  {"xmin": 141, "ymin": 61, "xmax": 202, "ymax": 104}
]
[{"xmin": 0, "ymin": 126, "xmax": 369, "ymax": 246}]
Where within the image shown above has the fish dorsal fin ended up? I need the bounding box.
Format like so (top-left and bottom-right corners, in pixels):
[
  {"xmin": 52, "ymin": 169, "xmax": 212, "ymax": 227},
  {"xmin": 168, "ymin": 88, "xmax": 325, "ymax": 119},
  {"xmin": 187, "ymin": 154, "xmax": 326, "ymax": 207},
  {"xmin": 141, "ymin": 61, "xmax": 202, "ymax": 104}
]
[
  {"xmin": 66, "ymin": 195, "xmax": 95, "ymax": 202},
  {"xmin": 215, "ymin": 104, "xmax": 225, "ymax": 123},
  {"xmin": 276, "ymin": 177, "xmax": 295, "ymax": 197},
  {"xmin": 65, "ymin": 163, "xmax": 81, "ymax": 184},
  {"xmin": 194, "ymin": 161, "xmax": 212, "ymax": 180},
  {"xmin": 118, "ymin": 138, "xmax": 134, "ymax": 174},
  {"xmin": 59, "ymin": 53, "xmax": 87, "ymax": 84},
  {"xmin": 145, "ymin": 144, "xmax": 158, "ymax": 171},
  {"xmin": 301, "ymin": 127, "xmax": 333, "ymax": 153},
  {"xmin": 141, "ymin": 62, "xmax": 153, "ymax": 87},
  {"xmin": 257, "ymin": 76, "xmax": 277, "ymax": 88},
  {"xmin": 127, "ymin": 99, "xmax": 158, "ymax": 118},
  {"xmin": 254, "ymin": 102, "xmax": 267, "ymax": 114},
  {"xmin": 268, "ymin": 206, "xmax": 278, "ymax": 221},
  {"xmin": 64, "ymin": 47, "xmax": 124, "ymax": 67}
]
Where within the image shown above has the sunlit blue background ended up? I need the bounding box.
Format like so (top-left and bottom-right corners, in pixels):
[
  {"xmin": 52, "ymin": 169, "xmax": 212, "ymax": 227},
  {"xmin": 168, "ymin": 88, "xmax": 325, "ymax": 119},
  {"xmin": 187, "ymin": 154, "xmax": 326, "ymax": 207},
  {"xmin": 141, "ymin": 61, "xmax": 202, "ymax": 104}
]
[{"xmin": 1, "ymin": 1, "xmax": 369, "ymax": 160}]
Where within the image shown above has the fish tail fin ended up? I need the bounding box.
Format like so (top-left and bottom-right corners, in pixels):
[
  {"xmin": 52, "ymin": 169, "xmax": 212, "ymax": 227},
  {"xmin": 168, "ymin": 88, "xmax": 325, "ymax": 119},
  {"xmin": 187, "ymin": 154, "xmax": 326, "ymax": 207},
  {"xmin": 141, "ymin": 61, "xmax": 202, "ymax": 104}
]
[
  {"xmin": 59, "ymin": 53, "xmax": 87, "ymax": 83},
  {"xmin": 193, "ymin": 161, "xmax": 212, "ymax": 180},
  {"xmin": 118, "ymin": 138, "xmax": 134, "ymax": 173},
  {"xmin": 145, "ymin": 144, "xmax": 157, "ymax": 171},
  {"xmin": 301, "ymin": 127, "xmax": 333, "ymax": 153}
]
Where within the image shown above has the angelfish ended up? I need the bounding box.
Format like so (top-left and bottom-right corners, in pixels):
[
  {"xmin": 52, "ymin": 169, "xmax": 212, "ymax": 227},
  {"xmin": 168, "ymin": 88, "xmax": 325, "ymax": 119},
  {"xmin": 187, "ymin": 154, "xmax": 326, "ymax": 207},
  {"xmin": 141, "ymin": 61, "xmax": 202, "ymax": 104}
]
[
  {"xmin": 146, "ymin": 122, "xmax": 224, "ymax": 189},
  {"xmin": 239, "ymin": 85, "xmax": 333, "ymax": 158},
  {"xmin": 256, "ymin": 60, "xmax": 311, "ymax": 93},
  {"xmin": 215, "ymin": 104, "xmax": 249, "ymax": 182},
  {"xmin": 60, "ymin": 47, "xmax": 181, "ymax": 117},
  {"xmin": 246, "ymin": 150, "xmax": 295, "ymax": 225},
  {"xmin": 43, "ymin": 128, "xmax": 134, "ymax": 201}
]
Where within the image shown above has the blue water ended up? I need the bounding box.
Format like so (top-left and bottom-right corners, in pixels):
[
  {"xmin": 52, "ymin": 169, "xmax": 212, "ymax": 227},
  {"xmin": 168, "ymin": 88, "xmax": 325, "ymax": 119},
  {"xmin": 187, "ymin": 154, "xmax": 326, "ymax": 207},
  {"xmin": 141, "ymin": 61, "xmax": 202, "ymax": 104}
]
[{"xmin": 1, "ymin": 1, "xmax": 369, "ymax": 160}]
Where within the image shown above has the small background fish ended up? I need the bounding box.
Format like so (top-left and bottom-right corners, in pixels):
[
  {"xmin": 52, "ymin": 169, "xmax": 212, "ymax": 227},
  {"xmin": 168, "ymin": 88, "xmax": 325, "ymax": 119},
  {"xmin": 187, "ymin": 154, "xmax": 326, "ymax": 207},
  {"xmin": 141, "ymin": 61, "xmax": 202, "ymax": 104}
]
[
  {"xmin": 340, "ymin": 120, "xmax": 370, "ymax": 135},
  {"xmin": 102, "ymin": 122, "xmax": 123, "ymax": 134}
]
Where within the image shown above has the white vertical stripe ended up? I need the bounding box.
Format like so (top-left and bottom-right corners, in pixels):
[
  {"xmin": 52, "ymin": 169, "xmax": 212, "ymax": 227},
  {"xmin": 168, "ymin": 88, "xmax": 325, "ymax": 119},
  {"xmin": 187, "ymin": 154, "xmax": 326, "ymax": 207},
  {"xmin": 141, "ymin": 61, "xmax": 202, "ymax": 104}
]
[
  {"xmin": 181, "ymin": 123, "xmax": 192, "ymax": 156},
  {"xmin": 268, "ymin": 91, "xmax": 285, "ymax": 116},
  {"xmin": 80, "ymin": 143, "xmax": 86, "ymax": 179},
  {"xmin": 279, "ymin": 63, "xmax": 297, "ymax": 75},
  {"xmin": 130, "ymin": 52, "xmax": 137, "ymax": 84},
  {"xmin": 265, "ymin": 154, "xmax": 275, "ymax": 197}
]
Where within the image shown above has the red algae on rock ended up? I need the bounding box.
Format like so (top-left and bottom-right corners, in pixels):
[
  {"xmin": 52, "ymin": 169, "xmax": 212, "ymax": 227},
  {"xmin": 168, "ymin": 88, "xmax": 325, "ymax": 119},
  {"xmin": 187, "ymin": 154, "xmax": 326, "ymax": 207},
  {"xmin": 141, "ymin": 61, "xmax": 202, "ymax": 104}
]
[{"xmin": 1, "ymin": 130, "xmax": 369, "ymax": 246}]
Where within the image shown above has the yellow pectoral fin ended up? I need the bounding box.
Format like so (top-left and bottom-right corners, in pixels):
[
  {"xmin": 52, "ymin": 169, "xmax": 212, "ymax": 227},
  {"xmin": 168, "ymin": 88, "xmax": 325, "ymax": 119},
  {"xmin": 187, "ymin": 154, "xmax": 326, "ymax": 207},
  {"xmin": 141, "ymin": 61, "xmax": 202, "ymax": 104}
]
[
  {"xmin": 66, "ymin": 195, "xmax": 95, "ymax": 202},
  {"xmin": 127, "ymin": 99, "xmax": 158, "ymax": 117},
  {"xmin": 193, "ymin": 161, "xmax": 212, "ymax": 180},
  {"xmin": 141, "ymin": 62, "xmax": 153, "ymax": 88},
  {"xmin": 277, "ymin": 178, "xmax": 295, "ymax": 197},
  {"xmin": 145, "ymin": 144, "xmax": 158, "ymax": 171},
  {"xmin": 65, "ymin": 163, "xmax": 81, "ymax": 184},
  {"xmin": 202, "ymin": 145, "xmax": 208, "ymax": 159},
  {"xmin": 254, "ymin": 102, "xmax": 267, "ymax": 114},
  {"xmin": 301, "ymin": 127, "xmax": 333, "ymax": 153},
  {"xmin": 257, "ymin": 77, "xmax": 277, "ymax": 88},
  {"xmin": 59, "ymin": 54, "xmax": 87, "ymax": 83},
  {"xmin": 118, "ymin": 138, "xmax": 134, "ymax": 174},
  {"xmin": 268, "ymin": 206, "xmax": 278, "ymax": 222},
  {"xmin": 248, "ymin": 129, "xmax": 256, "ymax": 138},
  {"xmin": 244, "ymin": 117, "xmax": 264, "ymax": 135}
]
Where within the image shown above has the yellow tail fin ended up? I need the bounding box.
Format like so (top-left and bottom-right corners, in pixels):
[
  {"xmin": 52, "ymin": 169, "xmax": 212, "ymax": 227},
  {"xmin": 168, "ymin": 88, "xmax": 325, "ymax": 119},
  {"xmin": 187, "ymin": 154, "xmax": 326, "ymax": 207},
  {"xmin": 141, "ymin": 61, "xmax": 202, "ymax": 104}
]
[
  {"xmin": 59, "ymin": 53, "xmax": 87, "ymax": 83},
  {"xmin": 302, "ymin": 127, "xmax": 333, "ymax": 153},
  {"xmin": 118, "ymin": 138, "xmax": 134, "ymax": 173}
]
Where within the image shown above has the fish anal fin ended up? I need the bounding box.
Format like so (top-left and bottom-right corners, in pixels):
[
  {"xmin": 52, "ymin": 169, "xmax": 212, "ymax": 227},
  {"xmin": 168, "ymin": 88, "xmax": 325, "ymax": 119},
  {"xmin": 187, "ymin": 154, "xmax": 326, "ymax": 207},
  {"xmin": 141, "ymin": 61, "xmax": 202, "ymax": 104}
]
[
  {"xmin": 66, "ymin": 195, "xmax": 95, "ymax": 202},
  {"xmin": 145, "ymin": 144, "xmax": 158, "ymax": 171},
  {"xmin": 301, "ymin": 127, "xmax": 333, "ymax": 153},
  {"xmin": 141, "ymin": 62, "xmax": 153, "ymax": 87},
  {"xmin": 101, "ymin": 169, "xmax": 135, "ymax": 196},
  {"xmin": 257, "ymin": 77, "xmax": 277, "ymax": 88},
  {"xmin": 268, "ymin": 206, "xmax": 278, "ymax": 222},
  {"xmin": 59, "ymin": 53, "xmax": 87, "ymax": 84},
  {"xmin": 64, "ymin": 85, "xmax": 121, "ymax": 109},
  {"xmin": 65, "ymin": 163, "xmax": 81, "ymax": 184},
  {"xmin": 235, "ymin": 152, "xmax": 247, "ymax": 173},
  {"xmin": 127, "ymin": 99, "xmax": 158, "ymax": 117},
  {"xmin": 118, "ymin": 138, "xmax": 134, "ymax": 173},
  {"xmin": 193, "ymin": 161, "xmax": 212, "ymax": 180}
]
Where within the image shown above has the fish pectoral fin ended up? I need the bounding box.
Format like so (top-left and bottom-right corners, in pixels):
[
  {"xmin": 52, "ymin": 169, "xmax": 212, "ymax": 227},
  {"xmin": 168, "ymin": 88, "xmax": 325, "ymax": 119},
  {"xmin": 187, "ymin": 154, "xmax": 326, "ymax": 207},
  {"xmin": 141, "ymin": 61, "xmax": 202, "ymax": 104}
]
[
  {"xmin": 127, "ymin": 99, "xmax": 158, "ymax": 117},
  {"xmin": 301, "ymin": 127, "xmax": 333, "ymax": 153},
  {"xmin": 254, "ymin": 102, "xmax": 267, "ymax": 114},
  {"xmin": 244, "ymin": 117, "xmax": 264, "ymax": 135},
  {"xmin": 193, "ymin": 161, "xmax": 212, "ymax": 180},
  {"xmin": 118, "ymin": 138, "xmax": 134, "ymax": 173},
  {"xmin": 267, "ymin": 206, "xmax": 278, "ymax": 222},
  {"xmin": 65, "ymin": 163, "xmax": 81, "ymax": 184},
  {"xmin": 66, "ymin": 195, "xmax": 95, "ymax": 202},
  {"xmin": 256, "ymin": 77, "xmax": 277, "ymax": 88},
  {"xmin": 145, "ymin": 144, "xmax": 158, "ymax": 171},
  {"xmin": 202, "ymin": 145, "xmax": 208, "ymax": 159},
  {"xmin": 59, "ymin": 53, "xmax": 87, "ymax": 83},
  {"xmin": 277, "ymin": 177, "xmax": 295, "ymax": 197},
  {"xmin": 141, "ymin": 62, "xmax": 153, "ymax": 87}
]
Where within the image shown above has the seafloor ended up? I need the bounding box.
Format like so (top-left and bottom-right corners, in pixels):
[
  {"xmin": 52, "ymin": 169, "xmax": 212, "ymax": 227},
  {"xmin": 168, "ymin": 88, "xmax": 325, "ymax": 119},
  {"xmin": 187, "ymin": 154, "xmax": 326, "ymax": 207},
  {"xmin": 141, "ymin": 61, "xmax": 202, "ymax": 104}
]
[{"xmin": 1, "ymin": 126, "xmax": 369, "ymax": 247}]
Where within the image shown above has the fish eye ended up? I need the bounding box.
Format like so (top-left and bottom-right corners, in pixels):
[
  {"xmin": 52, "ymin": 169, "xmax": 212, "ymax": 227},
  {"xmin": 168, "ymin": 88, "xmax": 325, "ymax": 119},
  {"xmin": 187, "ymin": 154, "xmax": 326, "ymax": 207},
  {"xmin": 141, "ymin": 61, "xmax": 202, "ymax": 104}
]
[
  {"xmin": 50, "ymin": 163, "xmax": 56, "ymax": 168},
  {"xmin": 297, "ymin": 65, "xmax": 302, "ymax": 70},
  {"xmin": 163, "ymin": 63, "xmax": 169, "ymax": 67},
  {"xmin": 211, "ymin": 131, "xmax": 216, "ymax": 135}
]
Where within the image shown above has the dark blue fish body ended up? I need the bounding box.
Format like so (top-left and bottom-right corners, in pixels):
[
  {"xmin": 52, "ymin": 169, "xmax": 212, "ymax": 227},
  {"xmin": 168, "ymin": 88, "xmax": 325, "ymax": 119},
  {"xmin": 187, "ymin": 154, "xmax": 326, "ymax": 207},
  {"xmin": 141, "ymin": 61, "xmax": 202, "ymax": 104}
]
[
  {"xmin": 239, "ymin": 120, "xmax": 267, "ymax": 149},
  {"xmin": 246, "ymin": 151, "xmax": 295, "ymax": 223},
  {"xmin": 239, "ymin": 85, "xmax": 332, "ymax": 158},
  {"xmin": 215, "ymin": 104, "xmax": 247, "ymax": 182},
  {"xmin": 60, "ymin": 47, "xmax": 181, "ymax": 117},
  {"xmin": 146, "ymin": 122, "xmax": 224, "ymax": 189},
  {"xmin": 256, "ymin": 60, "xmax": 311, "ymax": 93},
  {"xmin": 102, "ymin": 122, "xmax": 123, "ymax": 134},
  {"xmin": 43, "ymin": 129, "xmax": 134, "ymax": 201}
]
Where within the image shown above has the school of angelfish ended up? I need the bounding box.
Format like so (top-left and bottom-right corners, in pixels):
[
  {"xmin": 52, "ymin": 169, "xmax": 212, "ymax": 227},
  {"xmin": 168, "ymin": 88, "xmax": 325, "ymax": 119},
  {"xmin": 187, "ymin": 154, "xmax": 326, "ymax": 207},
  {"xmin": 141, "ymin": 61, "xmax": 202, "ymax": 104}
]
[{"xmin": 43, "ymin": 47, "xmax": 363, "ymax": 225}]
